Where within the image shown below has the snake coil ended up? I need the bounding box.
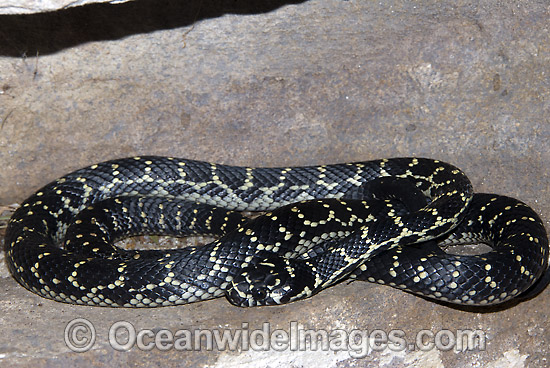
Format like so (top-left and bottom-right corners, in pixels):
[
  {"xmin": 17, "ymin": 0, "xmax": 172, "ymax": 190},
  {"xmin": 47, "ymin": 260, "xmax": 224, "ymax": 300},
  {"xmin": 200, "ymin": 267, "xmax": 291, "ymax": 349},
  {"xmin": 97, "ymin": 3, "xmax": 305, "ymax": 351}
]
[{"xmin": 4, "ymin": 156, "xmax": 548, "ymax": 307}]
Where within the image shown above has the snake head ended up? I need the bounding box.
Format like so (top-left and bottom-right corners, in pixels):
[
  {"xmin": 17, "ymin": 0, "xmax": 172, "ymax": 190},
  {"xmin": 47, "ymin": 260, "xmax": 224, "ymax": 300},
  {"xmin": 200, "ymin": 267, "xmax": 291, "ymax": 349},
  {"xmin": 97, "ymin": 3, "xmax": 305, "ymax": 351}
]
[{"xmin": 226, "ymin": 256, "xmax": 315, "ymax": 307}]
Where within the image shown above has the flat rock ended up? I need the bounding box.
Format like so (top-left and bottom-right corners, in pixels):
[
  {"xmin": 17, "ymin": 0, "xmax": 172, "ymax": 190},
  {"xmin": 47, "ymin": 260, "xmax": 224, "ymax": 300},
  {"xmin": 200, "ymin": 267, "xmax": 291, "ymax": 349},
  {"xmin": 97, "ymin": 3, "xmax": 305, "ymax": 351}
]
[{"xmin": 0, "ymin": 0, "xmax": 129, "ymax": 15}]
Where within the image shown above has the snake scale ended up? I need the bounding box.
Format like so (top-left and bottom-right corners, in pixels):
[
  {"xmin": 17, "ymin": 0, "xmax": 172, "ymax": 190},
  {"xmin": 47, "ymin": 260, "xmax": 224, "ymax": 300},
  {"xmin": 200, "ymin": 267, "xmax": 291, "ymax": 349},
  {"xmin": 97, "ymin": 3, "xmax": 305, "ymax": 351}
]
[{"xmin": 4, "ymin": 156, "xmax": 549, "ymax": 307}]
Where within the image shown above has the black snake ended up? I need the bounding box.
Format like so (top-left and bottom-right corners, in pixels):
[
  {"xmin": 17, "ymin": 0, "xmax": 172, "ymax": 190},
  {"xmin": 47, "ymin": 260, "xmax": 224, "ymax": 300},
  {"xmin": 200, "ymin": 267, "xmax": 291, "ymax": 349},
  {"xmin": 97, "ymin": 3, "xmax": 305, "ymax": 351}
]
[{"xmin": 4, "ymin": 156, "xmax": 549, "ymax": 307}]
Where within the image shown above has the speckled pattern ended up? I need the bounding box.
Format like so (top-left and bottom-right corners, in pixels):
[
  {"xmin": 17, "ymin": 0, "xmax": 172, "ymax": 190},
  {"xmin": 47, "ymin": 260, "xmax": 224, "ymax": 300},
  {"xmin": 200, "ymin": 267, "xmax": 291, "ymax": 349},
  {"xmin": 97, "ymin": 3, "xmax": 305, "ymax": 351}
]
[
  {"xmin": 12, "ymin": 156, "xmax": 526, "ymax": 308},
  {"xmin": 1, "ymin": 0, "xmax": 549, "ymax": 367}
]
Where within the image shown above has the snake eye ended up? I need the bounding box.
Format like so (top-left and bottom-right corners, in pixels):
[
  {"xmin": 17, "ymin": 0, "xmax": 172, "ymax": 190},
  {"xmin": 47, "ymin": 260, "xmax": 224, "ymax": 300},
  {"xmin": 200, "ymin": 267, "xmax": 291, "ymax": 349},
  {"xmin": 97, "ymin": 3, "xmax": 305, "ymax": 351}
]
[{"xmin": 252, "ymin": 288, "xmax": 267, "ymax": 301}]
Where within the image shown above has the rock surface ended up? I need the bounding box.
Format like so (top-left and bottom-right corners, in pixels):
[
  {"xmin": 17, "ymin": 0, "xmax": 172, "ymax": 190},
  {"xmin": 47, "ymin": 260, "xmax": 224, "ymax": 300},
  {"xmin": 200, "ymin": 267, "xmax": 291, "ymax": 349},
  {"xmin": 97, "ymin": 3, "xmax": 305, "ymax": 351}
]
[
  {"xmin": 0, "ymin": 0, "xmax": 129, "ymax": 15},
  {"xmin": 1, "ymin": 0, "xmax": 549, "ymax": 367}
]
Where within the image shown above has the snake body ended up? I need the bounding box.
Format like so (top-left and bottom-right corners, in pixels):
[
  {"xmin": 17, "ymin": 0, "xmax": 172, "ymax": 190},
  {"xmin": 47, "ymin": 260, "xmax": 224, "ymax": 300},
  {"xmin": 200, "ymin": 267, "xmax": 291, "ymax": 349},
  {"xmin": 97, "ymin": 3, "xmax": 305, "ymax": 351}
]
[{"xmin": 4, "ymin": 156, "xmax": 548, "ymax": 307}]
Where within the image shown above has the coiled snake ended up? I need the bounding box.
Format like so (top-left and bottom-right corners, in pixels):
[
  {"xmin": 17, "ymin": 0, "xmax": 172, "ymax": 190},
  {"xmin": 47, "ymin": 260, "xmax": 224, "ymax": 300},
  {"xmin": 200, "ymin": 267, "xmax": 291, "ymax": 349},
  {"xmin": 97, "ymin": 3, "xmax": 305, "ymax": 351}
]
[{"xmin": 4, "ymin": 156, "xmax": 549, "ymax": 307}]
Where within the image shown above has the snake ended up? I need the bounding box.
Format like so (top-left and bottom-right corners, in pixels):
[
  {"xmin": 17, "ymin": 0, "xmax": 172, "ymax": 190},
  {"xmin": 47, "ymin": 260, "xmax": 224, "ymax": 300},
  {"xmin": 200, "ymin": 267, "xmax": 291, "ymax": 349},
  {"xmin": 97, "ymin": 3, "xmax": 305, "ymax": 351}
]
[{"xmin": 3, "ymin": 156, "xmax": 549, "ymax": 307}]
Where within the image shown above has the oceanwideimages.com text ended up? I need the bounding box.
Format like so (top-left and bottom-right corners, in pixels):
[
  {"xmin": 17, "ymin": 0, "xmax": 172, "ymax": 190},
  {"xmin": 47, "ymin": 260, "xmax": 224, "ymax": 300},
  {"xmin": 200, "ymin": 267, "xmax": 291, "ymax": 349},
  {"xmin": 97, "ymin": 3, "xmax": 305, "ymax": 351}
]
[{"xmin": 65, "ymin": 318, "xmax": 486, "ymax": 357}]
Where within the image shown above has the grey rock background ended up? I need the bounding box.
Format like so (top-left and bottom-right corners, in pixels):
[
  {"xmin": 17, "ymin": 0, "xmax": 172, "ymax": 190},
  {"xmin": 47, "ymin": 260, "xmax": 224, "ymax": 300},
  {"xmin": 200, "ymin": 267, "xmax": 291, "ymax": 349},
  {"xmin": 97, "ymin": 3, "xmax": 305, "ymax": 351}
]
[
  {"xmin": 0, "ymin": 0, "xmax": 128, "ymax": 15},
  {"xmin": 0, "ymin": 0, "xmax": 549, "ymax": 367}
]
